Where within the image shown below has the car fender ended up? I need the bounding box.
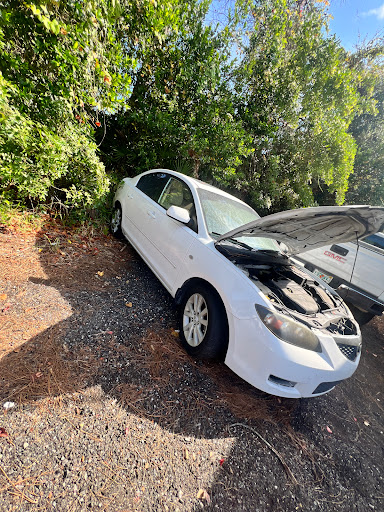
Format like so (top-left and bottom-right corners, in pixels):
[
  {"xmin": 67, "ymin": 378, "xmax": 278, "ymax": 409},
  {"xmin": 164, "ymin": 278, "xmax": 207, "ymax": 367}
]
[{"xmin": 173, "ymin": 237, "xmax": 266, "ymax": 320}]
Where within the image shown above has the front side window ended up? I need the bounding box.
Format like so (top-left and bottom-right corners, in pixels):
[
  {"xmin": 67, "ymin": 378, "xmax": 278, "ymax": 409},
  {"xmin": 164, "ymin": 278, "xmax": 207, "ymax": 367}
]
[
  {"xmin": 158, "ymin": 177, "xmax": 197, "ymax": 232},
  {"xmin": 158, "ymin": 178, "xmax": 193, "ymax": 209},
  {"xmin": 136, "ymin": 173, "xmax": 169, "ymax": 202},
  {"xmin": 136, "ymin": 173, "xmax": 198, "ymax": 231}
]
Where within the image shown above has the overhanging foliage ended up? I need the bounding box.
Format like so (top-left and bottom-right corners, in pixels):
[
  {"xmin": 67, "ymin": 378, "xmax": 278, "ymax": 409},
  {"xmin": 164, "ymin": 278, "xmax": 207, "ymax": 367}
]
[{"xmin": 0, "ymin": 0, "xmax": 383, "ymax": 217}]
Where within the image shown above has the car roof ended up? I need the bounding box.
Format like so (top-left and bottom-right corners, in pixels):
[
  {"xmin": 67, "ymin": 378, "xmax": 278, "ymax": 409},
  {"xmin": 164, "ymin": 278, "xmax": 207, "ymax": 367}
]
[{"xmin": 148, "ymin": 168, "xmax": 249, "ymax": 206}]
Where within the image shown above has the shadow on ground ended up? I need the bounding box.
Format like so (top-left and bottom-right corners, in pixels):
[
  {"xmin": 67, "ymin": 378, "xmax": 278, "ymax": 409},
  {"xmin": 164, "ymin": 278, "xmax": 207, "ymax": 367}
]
[{"xmin": 0, "ymin": 224, "xmax": 383, "ymax": 511}]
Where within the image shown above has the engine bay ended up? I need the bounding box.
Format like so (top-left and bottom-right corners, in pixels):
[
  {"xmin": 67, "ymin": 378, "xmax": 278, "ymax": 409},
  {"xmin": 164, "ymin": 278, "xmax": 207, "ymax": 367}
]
[{"xmin": 216, "ymin": 242, "xmax": 358, "ymax": 336}]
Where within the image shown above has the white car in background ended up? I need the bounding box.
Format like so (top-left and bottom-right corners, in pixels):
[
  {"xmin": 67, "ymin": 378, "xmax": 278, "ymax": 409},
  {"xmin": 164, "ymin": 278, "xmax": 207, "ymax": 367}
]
[
  {"xmin": 294, "ymin": 233, "xmax": 384, "ymax": 325},
  {"xmin": 111, "ymin": 169, "xmax": 384, "ymax": 398}
]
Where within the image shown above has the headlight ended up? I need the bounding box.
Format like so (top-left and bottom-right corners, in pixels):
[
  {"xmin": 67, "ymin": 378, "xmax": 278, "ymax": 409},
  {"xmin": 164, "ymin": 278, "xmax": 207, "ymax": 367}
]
[{"xmin": 255, "ymin": 304, "xmax": 322, "ymax": 353}]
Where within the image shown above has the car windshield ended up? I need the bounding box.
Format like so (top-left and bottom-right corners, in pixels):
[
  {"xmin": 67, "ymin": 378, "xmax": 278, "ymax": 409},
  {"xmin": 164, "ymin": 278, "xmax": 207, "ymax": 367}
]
[{"xmin": 197, "ymin": 188, "xmax": 280, "ymax": 252}]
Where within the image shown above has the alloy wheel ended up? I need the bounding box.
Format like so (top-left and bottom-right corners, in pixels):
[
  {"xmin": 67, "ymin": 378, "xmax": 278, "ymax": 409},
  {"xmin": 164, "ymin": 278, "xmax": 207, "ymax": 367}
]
[
  {"xmin": 182, "ymin": 293, "xmax": 209, "ymax": 347},
  {"xmin": 111, "ymin": 207, "xmax": 122, "ymax": 233}
]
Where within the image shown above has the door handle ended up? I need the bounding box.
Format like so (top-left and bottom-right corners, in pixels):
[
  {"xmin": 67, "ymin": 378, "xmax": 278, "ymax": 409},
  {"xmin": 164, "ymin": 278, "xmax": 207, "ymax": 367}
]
[
  {"xmin": 330, "ymin": 244, "xmax": 349, "ymax": 256},
  {"xmin": 147, "ymin": 210, "xmax": 156, "ymax": 219}
]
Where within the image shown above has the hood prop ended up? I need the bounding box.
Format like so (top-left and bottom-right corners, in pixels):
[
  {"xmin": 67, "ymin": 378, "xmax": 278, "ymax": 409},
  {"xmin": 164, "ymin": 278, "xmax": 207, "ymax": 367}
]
[{"xmin": 344, "ymin": 231, "xmax": 360, "ymax": 306}]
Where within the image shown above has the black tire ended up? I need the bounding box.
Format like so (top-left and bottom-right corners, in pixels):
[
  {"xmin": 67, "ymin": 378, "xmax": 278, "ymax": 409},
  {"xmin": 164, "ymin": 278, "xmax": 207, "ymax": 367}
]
[
  {"xmin": 346, "ymin": 302, "xmax": 375, "ymax": 326},
  {"xmin": 178, "ymin": 283, "xmax": 228, "ymax": 360},
  {"xmin": 110, "ymin": 203, "xmax": 124, "ymax": 239}
]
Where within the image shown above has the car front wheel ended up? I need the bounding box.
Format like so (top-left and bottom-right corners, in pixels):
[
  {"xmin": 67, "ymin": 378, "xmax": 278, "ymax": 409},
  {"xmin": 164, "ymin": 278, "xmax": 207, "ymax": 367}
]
[{"xmin": 179, "ymin": 284, "xmax": 228, "ymax": 360}]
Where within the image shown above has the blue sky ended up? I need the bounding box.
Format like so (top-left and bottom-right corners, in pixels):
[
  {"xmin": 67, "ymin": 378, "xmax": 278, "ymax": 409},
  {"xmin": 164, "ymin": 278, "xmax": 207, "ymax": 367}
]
[
  {"xmin": 328, "ymin": 1, "xmax": 384, "ymax": 50},
  {"xmin": 208, "ymin": 1, "xmax": 384, "ymax": 51}
]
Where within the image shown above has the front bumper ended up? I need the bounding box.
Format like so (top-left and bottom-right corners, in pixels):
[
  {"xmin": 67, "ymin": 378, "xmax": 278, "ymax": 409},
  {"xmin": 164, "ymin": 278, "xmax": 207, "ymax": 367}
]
[{"xmin": 224, "ymin": 313, "xmax": 361, "ymax": 398}]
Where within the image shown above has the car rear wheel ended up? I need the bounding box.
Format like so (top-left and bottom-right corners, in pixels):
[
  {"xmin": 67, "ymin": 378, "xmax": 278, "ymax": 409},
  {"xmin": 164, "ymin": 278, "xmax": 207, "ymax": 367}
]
[
  {"xmin": 179, "ymin": 284, "xmax": 228, "ymax": 359},
  {"xmin": 111, "ymin": 204, "xmax": 123, "ymax": 239}
]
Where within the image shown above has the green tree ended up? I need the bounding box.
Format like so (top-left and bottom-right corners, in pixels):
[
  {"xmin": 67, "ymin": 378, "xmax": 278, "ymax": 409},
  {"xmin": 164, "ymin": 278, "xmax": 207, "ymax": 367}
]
[
  {"xmin": 345, "ymin": 48, "xmax": 384, "ymax": 206},
  {"xmin": 231, "ymin": 0, "xmax": 373, "ymax": 212},
  {"xmin": 100, "ymin": 0, "xmax": 253, "ymax": 182},
  {"xmin": 0, "ymin": 0, "xmax": 184, "ymax": 211}
]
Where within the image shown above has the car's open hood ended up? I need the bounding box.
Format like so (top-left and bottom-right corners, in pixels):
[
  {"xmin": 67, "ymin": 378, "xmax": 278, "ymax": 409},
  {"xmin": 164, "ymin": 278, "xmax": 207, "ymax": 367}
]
[{"xmin": 216, "ymin": 206, "xmax": 384, "ymax": 256}]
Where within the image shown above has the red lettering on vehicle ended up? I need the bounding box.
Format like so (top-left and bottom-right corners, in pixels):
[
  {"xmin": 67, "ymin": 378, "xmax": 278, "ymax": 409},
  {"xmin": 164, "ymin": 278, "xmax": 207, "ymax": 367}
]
[{"xmin": 324, "ymin": 251, "xmax": 346, "ymax": 263}]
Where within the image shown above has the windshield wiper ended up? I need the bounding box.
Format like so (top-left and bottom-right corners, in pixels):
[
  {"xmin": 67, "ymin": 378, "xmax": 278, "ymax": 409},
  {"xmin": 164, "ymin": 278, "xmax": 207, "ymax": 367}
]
[
  {"xmin": 212, "ymin": 232, "xmax": 254, "ymax": 251},
  {"xmin": 254, "ymin": 249, "xmax": 280, "ymax": 254},
  {"xmin": 226, "ymin": 238, "xmax": 255, "ymax": 250}
]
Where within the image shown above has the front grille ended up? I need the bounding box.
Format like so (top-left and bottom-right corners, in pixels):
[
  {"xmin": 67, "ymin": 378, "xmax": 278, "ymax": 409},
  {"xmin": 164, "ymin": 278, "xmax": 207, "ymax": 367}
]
[
  {"xmin": 313, "ymin": 381, "xmax": 341, "ymax": 394},
  {"xmin": 328, "ymin": 318, "xmax": 358, "ymax": 336},
  {"xmin": 337, "ymin": 343, "xmax": 360, "ymax": 361}
]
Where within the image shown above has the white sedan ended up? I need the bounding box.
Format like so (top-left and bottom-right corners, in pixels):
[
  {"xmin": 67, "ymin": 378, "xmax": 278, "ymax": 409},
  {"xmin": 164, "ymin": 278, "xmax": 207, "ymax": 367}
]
[{"xmin": 111, "ymin": 169, "xmax": 384, "ymax": 398}]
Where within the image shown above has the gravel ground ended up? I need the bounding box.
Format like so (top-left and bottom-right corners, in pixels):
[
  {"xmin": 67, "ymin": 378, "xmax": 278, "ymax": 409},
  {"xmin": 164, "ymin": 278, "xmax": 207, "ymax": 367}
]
[{"xmin": 0, "ymin": 224, "xmax": 383, "ymax": 511}]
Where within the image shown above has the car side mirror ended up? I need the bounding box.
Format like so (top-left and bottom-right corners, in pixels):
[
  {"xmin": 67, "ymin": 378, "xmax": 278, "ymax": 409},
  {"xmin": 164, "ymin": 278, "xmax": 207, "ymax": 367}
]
[{"xmin": 166, "ymin": 205, "xmax": 191, "ymax": 224}]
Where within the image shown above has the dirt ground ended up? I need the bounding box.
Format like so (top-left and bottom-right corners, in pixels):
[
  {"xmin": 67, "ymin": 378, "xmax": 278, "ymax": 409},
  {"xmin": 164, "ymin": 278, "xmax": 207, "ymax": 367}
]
[{"xmin": 0, "ymin": 220, "xmax": 383, "ymax": 511}]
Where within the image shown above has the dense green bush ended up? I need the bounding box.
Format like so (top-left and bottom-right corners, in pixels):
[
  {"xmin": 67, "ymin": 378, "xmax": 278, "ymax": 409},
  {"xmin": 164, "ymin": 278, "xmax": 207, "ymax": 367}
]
[
  {"xmin": 0, "ymin": 0, "xmax": 208, "ymax": 216},
  {"xmin": 0, "ymin": 75, "xmax": 109, "ymax": 211}
]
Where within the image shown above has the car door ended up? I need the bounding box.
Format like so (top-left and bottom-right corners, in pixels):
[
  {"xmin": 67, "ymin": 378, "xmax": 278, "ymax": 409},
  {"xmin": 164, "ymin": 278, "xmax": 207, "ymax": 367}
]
[
  {"xmin": 147, "ymin": 175, "xmax": 198, "ymax": 293},
  {"xmin": 125, "ymin": 172, "xmax": 198, "ymax": 293},
  {"xmin": 121, "ymin": 172, "xmax": 169, "ymax": 257}
]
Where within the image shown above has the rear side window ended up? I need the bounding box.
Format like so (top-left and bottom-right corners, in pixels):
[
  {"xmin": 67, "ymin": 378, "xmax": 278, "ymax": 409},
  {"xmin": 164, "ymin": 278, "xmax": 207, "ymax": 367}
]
[{"xmin": 136, "ymin": 173, "xmax": 169, "ymax": 202}]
